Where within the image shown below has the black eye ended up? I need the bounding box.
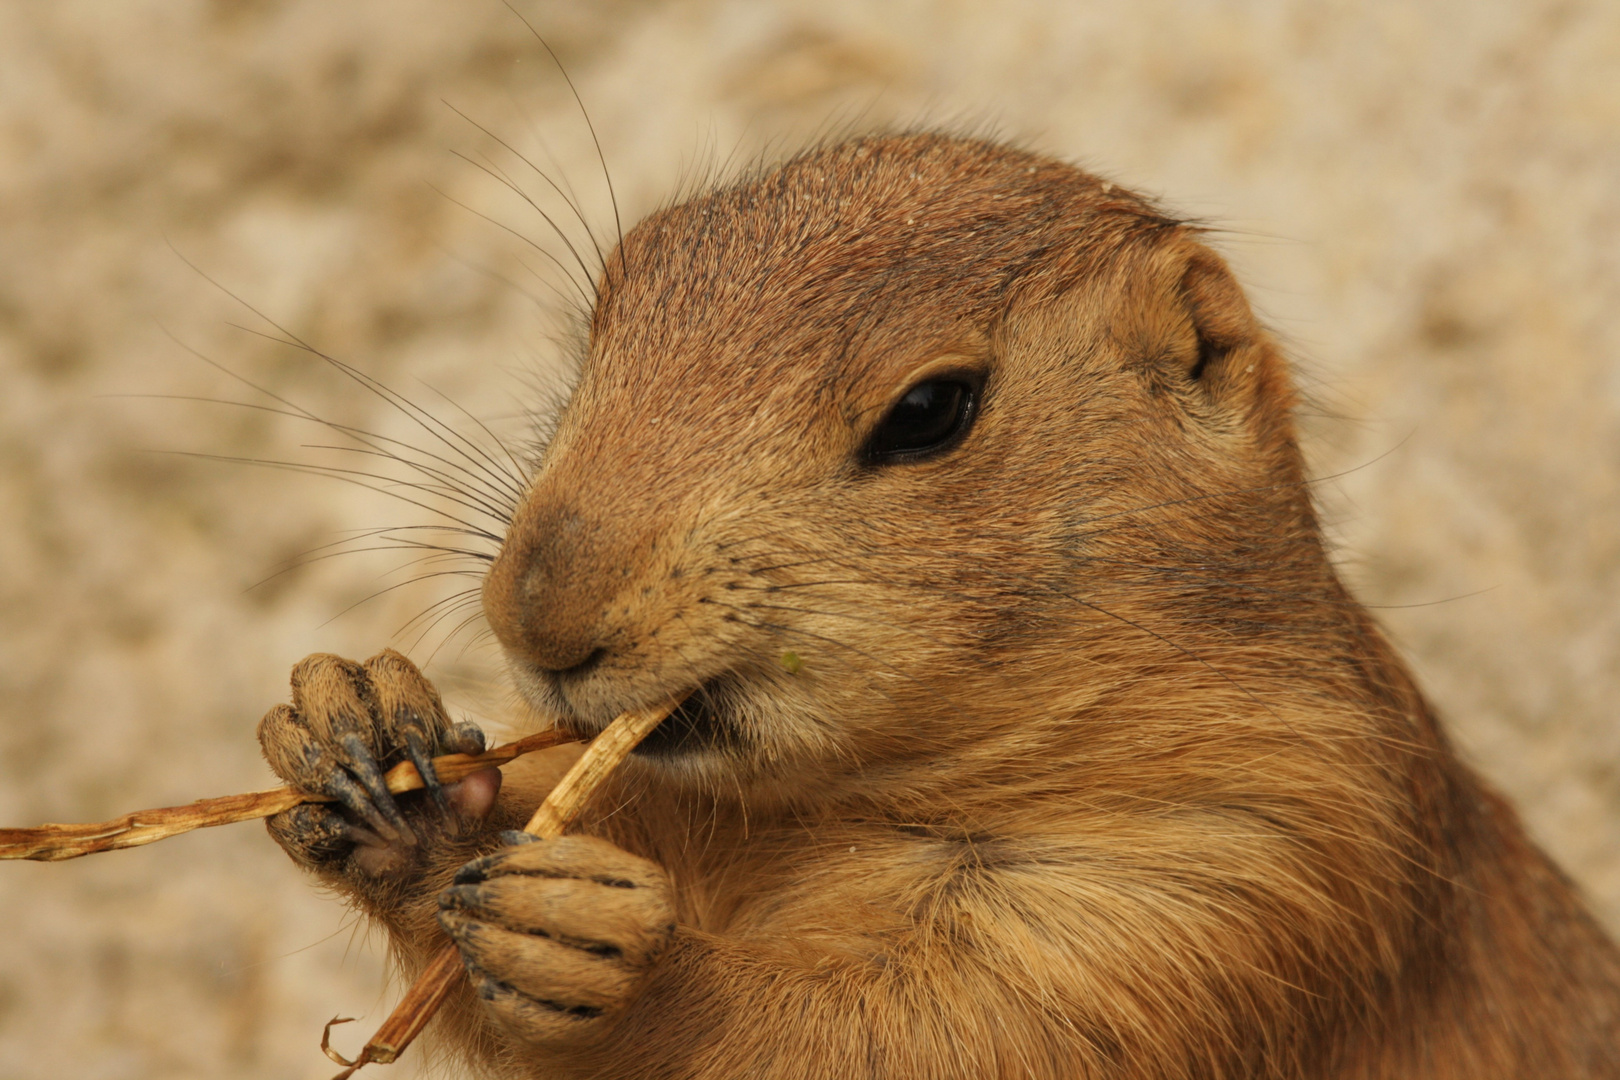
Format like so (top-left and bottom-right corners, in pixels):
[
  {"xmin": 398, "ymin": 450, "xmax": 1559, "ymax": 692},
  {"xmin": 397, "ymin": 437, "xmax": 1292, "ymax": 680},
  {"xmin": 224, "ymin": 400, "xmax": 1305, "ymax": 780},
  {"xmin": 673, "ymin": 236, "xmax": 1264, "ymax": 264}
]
[{"xmin": 861, "ymin": 377, "xmax": 980, "ymax": 464}]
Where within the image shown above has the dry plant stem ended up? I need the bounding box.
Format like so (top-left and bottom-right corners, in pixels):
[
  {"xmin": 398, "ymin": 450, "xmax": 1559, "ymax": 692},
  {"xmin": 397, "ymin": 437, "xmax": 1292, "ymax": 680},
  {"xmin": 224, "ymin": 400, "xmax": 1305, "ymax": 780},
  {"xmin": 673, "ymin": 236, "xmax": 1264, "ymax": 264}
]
[
  {"xmin": 0, "ymin": 729, "xmax": 577, "ymax": 862},
  {"xmin": 326, "ymin": 700, "xmax": 677, "ymax": 1080}
]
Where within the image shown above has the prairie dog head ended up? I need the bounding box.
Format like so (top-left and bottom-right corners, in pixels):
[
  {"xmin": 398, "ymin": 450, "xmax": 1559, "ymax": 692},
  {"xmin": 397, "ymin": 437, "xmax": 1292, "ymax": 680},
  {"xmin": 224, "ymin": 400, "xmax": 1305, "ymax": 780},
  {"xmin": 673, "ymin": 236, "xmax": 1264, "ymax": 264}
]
[{"xmin": 482, "ymin": 133, "xmax": 1320, "ymax": 796}]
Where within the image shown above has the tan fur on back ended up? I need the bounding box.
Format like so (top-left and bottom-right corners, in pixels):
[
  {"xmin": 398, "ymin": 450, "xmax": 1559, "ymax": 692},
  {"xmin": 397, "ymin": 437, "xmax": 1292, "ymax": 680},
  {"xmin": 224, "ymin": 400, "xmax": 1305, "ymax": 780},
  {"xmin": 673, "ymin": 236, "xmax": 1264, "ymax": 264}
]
[{"xmin": 367, "ymin": 133, "xmax": 1620, "ymax": 1078}]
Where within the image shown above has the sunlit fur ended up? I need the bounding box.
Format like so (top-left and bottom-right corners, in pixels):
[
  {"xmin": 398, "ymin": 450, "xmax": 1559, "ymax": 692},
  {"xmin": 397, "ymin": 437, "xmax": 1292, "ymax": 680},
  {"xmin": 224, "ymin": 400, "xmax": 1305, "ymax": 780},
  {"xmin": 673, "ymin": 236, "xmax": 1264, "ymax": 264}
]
[{"xmin": 358, "ymin": 133, "xmax": 1619, "ymax": 1078}]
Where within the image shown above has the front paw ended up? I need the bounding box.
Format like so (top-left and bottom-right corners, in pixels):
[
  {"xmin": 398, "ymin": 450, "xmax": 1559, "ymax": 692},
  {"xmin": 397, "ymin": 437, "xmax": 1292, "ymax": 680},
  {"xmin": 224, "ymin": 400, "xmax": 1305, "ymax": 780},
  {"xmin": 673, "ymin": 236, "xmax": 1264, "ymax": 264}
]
[
  {"xmin": 438, "ymin": 834, "xmax": 675, "ymax": 1049},
  {"xmin": 257, "ymin": 649, "xmax": 494, "ymax": 881}
]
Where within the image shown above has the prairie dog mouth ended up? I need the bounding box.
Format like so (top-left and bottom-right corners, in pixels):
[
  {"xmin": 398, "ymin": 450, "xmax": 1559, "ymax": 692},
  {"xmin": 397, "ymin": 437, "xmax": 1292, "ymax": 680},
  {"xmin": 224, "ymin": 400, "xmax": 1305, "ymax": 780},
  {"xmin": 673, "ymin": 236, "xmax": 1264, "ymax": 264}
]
[{"xmin": 632, "ymin": 676, "xmax": 744, "ymax": 759}]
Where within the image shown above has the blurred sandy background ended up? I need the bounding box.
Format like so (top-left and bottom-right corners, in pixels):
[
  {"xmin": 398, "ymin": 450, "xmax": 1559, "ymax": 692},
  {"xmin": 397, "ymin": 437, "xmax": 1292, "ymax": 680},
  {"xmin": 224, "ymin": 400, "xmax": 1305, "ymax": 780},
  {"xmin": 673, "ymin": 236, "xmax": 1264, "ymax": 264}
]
[{"xmin": 0, "ymin": 1, "xmax": 1616, "ymax": 1076}]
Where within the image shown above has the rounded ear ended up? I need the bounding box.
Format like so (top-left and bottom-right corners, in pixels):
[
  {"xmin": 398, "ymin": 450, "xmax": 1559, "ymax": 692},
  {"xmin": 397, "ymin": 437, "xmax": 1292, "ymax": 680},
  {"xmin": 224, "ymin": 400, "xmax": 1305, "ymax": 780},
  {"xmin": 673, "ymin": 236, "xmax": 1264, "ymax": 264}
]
[
  {"xmin": 1179, "ymin": 247, "xmax": 1258, "ymax": 387},
  {"xmin": 1106, "ymin": 231, "xmax": 1280, "ymax": 414},
  {"xmin": 1180, "ymin": 244, "xmax": 1304, "ymax": 456},
  {"xmin": 1168, "ymin": 239, "xmax": 1301, "ymax": 462}
]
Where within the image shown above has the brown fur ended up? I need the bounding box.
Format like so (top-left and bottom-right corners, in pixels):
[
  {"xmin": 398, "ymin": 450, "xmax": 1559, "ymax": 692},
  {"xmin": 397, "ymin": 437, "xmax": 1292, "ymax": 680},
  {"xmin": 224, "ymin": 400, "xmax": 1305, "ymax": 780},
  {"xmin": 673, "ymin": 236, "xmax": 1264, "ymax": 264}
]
[{"xmin": 261, "ymin": 133, "xmax": 1620, "ymax": 1078}]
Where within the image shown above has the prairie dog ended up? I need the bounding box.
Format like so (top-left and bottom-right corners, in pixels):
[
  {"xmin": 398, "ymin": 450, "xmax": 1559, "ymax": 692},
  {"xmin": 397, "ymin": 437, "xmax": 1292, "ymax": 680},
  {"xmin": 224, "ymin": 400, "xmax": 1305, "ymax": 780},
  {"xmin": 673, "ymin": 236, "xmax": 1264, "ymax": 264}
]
[{"xmin": 258, "ymin": 132, "xmax": 1620, "ymax": 1079}]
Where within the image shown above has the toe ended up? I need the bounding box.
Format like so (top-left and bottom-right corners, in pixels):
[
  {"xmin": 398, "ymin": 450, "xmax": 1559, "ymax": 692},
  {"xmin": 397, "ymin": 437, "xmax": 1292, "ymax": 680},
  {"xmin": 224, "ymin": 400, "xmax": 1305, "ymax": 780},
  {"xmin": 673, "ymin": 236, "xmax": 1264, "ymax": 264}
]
[
  {"xmin": 449, "ymin": 720, "xmax": 486, "ymax": 756},
  {"xmin": 439, "ymin": 909, "xmax": 641, "ymax": 1014},
  {"xmin": 337, "ymin": 732, "xmax": 415, "ymax": 844},
  {"xmin": 266, "ymin": 803, "xmax": 355, "ymax": 869},
  {"xmin": 404, "ymin": 729, "xmax": 452, "ymax": 818}
]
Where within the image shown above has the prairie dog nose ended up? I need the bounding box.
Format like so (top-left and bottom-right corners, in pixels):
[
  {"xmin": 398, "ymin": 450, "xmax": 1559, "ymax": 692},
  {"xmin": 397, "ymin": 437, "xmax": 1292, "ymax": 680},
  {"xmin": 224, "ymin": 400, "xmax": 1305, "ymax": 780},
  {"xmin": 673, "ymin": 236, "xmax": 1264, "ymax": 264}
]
[{"xmin": 483, "ymin": 501, "xmax": 617, "ymax": 674}]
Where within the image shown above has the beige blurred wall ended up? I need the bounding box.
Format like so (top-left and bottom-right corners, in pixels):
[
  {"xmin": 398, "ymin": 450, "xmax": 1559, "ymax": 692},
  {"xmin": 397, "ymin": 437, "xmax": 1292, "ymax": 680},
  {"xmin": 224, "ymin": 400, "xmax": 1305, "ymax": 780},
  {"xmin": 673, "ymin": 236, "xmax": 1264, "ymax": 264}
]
[{"xmin": 0, "ymin": 1, "xmax": 1616, "ymax": 1076}]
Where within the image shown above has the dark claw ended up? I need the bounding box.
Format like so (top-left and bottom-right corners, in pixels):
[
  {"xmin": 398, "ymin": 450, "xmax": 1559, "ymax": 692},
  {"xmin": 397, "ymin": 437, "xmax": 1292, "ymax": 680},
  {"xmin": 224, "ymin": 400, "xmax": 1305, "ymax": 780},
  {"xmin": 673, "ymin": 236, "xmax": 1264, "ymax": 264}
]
[
  {"xmin": 338, "ymin": 732, "xmax": 416, "ymax": 844},
  {"xmin": 499, "ymin": 830, "xmax": 539, "ymax": 847},
  {"xmin": 323, "ymin": 766, "xmax": 403, "ymax": 843},
  {"xmin": 405, "ymin": 729, "xmax": 452, "ymax": 818}
]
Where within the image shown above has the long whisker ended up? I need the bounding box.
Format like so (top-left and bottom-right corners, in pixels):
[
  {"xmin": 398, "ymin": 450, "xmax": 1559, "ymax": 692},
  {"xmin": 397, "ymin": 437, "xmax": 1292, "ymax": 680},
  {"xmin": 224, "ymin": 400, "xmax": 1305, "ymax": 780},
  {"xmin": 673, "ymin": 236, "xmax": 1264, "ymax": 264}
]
[
  {"xmin": 254, "ymin": 448, "xmax": 506, "ymax": 526},
  {"xmin": 396, "ymin": 588, "xmax": 486, "ymax": 641},
  {"xmin": 119, "ymin": 389, "xmax": 519, "ymax": 520},
  {"xmin": 255, "ymin": 548, "xmax": 488, "ymax": 595},
  {"xmin": 443, "ymin": 101, "xmax": 604, "ymax": 274},
  {"xmin": 158, "ymin": 265, "xmax": 529, "ymax": 520},
  {"xmin": 301, "ymin": 443, "xmax": 514, "ymax": 524},
  {"xmin": 163, "ymin": 451, "xmax": 505, "ymax": 545},
  {"xmin": 437, "ymin": 241, "xmax": 567, "ymax": 312},
  {"xmin": 240, "ymin": 526, "xmax": 495, "ymax": 600},
  {"xmin": 419, "ymin": 613, "xmax": 491, "ymax": 667},
  {"xmin": 426, "ymin": 181, "xmax": 593, "ymax": 309},
  {"xmin": 411, "ymin": 598, "xmax": 490, "ymax": 660},
  {"xmin": 156, "ymin": 333, "xmax": 513, "ymax": 510},
  {"xmin": 413, "ymin": 381, "xmax": 533, "ymax": 504},
  {"xmin": 509, "ymin": 92, "xmax": 591, "ymax": 227},
  {"xmin": 448, "ymin": 149, "xmax": 600, "ymax": 299},
  {"xmin": 502, "ymin": 1, "xmax": 625, "ymax": 283},
  {"xmin": 275, "ymin": 523, "xmax": 497, "ymax": 561},
  {"xmin": 235, "ymin": 326, "xmax": 530, "ymax": 512},
  {"xmin": 159, "ymin": 283, "xmax": 524, "ymax": 537},
  {"xmin": 402, "ymin": 592, "xmax": 485, "ymax": 641},
  {"xmin": 319, "ymin": 572, "xmax": 487, "ymax": 630}
]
